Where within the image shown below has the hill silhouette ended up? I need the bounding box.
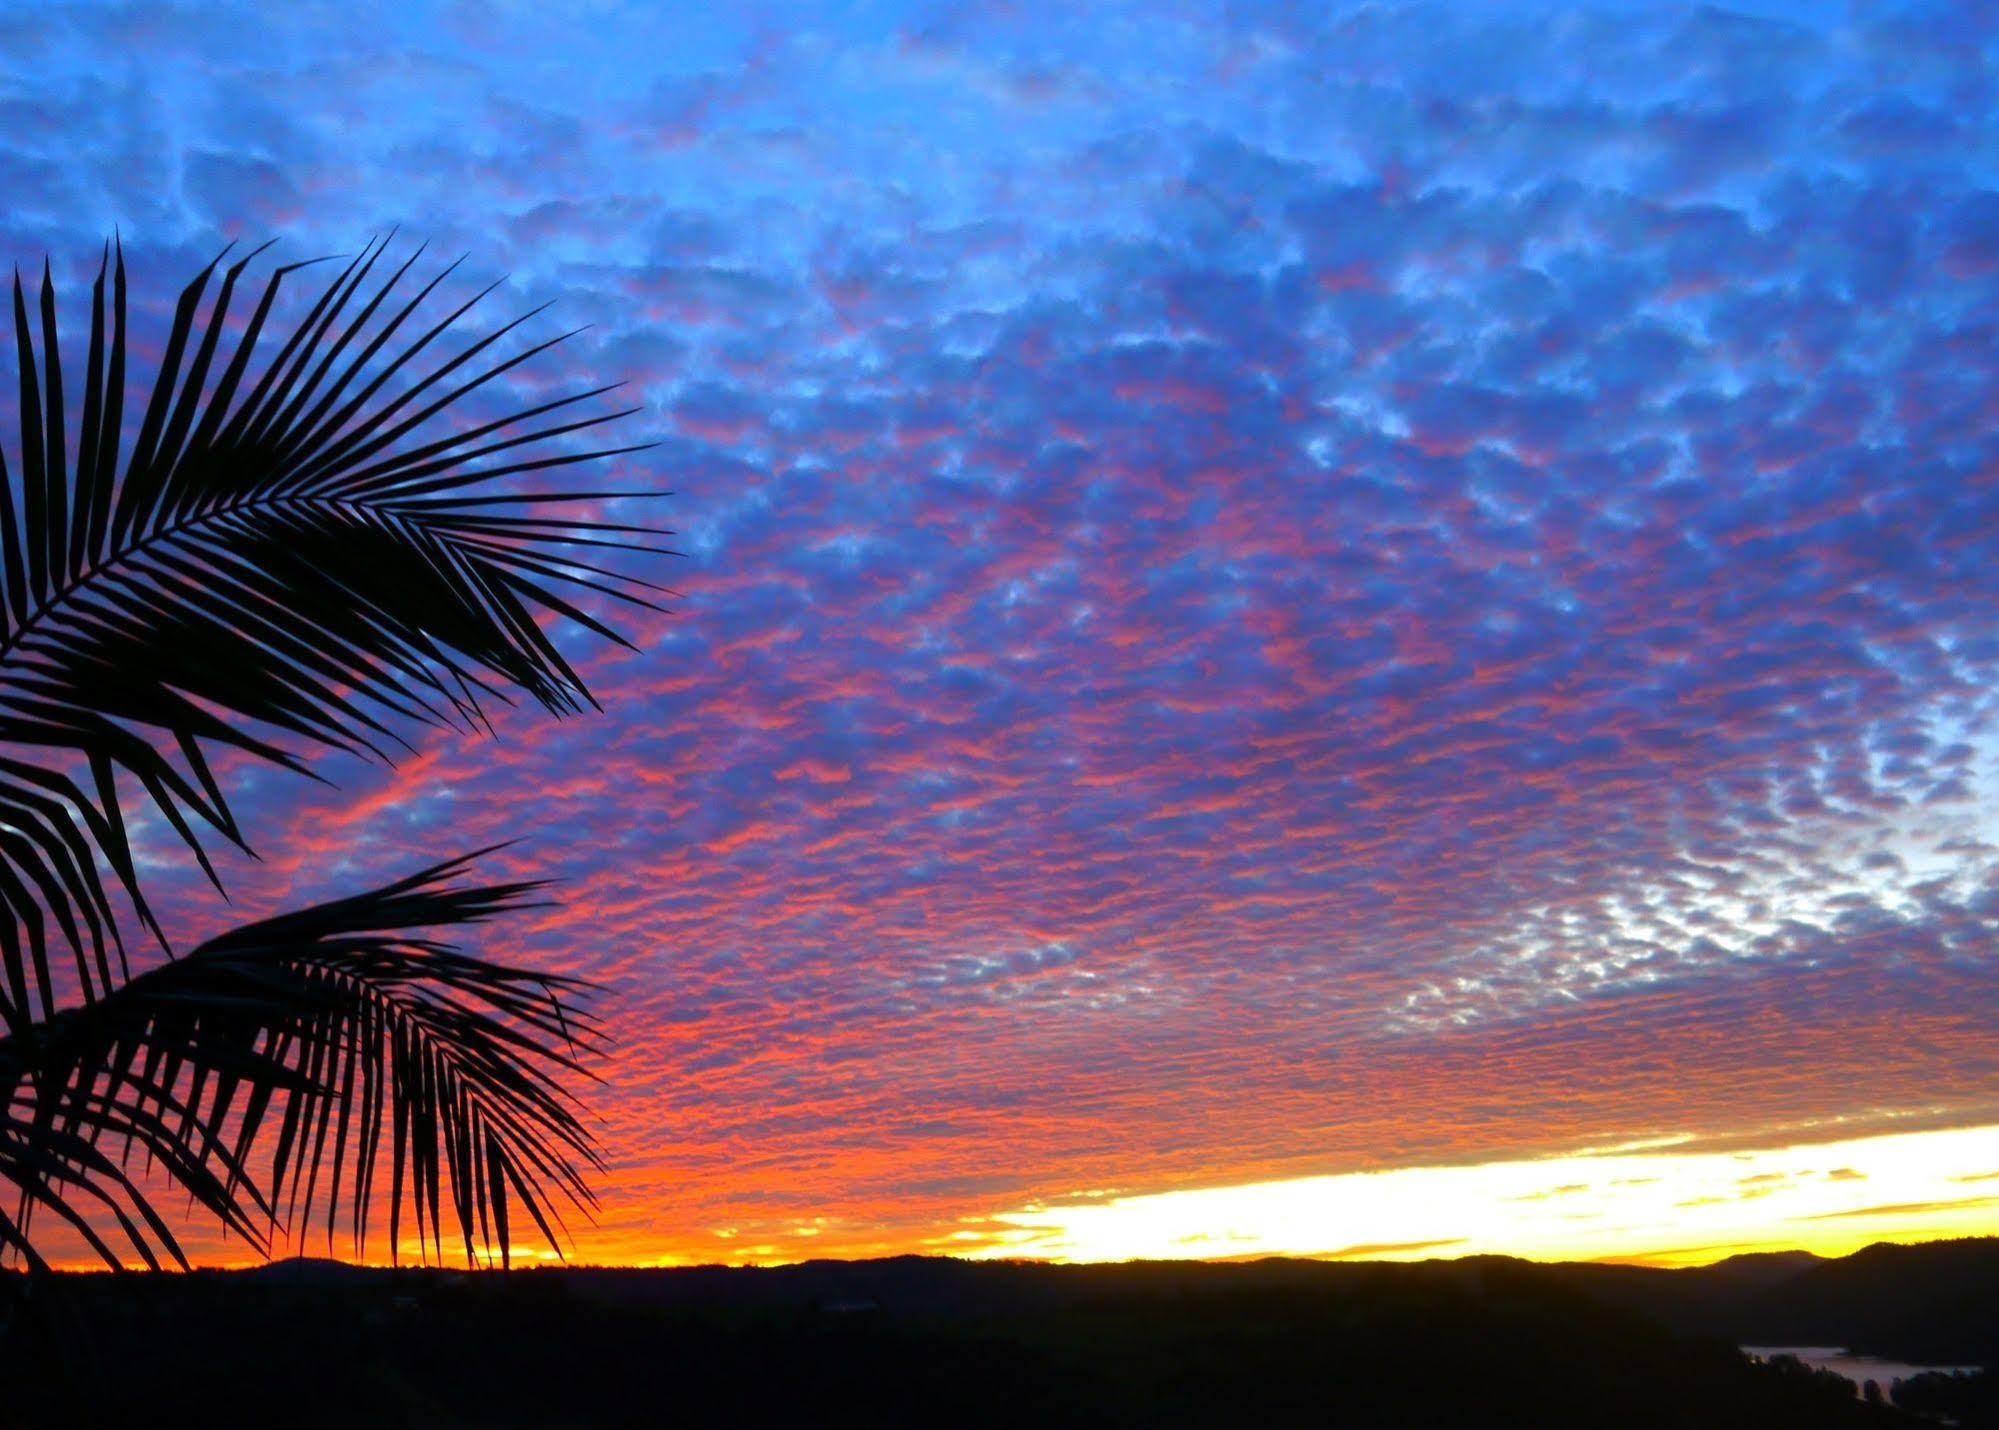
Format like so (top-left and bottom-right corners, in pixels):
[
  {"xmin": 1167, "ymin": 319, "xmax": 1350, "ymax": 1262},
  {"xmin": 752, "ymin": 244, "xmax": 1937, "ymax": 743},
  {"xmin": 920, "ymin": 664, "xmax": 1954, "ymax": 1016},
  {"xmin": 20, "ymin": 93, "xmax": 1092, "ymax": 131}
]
[
  {"xmin": 4, "ymin": 1240, "xmax": 1989, "ymax": 1427},
  {"xmin": 1541, "ymin": 1237, "xmax": 1999, "ymax": 1363}
]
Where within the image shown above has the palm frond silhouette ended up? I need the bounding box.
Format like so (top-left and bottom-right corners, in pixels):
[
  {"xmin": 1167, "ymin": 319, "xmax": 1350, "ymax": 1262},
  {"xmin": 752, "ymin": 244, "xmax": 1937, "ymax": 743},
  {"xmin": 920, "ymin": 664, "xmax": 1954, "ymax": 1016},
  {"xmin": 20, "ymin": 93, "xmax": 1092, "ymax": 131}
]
[{"xmin": 0, "ymin": 237, "xmax": 666, "ymax": 1271}]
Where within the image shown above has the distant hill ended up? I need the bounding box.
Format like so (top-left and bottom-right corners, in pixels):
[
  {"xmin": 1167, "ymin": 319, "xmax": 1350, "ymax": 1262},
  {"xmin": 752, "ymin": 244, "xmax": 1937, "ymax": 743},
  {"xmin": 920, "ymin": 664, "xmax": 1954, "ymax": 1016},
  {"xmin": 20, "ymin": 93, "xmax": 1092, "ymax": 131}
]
[
  {"xmin": 235, "ymin": 1254, "xmax": 383, "ymax": 1286},
  {"xmin": 5, "ymin": 1241, "xmax": 1986, "ymax": 1427},
  {"xmin": 1538, "ymin": 1238, "xmax": 1999, "ymax": 1363},
  {"xmin": 1706, "ymin": 1249, "xmax": 1827, "ymax": 1282},
  {"xmin": 142, "ymin": 1236, "xmax": 1999, "ymax": 1364},
  {"xmin": 528, "ymin": 1236, "xmax": 1998, "ymax": 1363}
]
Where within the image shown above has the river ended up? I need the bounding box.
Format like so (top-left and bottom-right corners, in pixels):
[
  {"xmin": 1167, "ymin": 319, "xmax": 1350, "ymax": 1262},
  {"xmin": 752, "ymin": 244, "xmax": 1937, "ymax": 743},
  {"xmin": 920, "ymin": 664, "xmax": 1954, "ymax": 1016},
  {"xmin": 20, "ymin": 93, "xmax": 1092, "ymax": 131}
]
[{"xmin": 1744, "ymin": 1346, "xmax": 1982, "ymax": 1396}]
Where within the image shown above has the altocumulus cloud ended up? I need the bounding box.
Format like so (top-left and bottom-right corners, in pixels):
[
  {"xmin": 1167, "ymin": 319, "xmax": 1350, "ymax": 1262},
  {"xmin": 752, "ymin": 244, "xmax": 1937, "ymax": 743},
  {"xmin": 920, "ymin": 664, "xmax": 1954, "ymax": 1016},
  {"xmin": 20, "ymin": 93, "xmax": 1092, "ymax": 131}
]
[{"xmin": 1, "ymin": 0, "xmax": 1996, "ymax": 1262}]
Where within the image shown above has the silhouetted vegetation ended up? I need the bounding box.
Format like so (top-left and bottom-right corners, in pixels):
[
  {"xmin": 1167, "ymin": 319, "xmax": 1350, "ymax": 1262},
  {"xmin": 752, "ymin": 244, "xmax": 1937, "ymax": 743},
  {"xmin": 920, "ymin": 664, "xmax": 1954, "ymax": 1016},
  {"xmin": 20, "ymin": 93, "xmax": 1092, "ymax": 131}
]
[
  {"xmin": 1, "ymin": 1249, "xmax": 1967, "ymax": 1428},
  {"xmin": 1537, "ymin": 1237, "xmax": 1999, "ymax": 1365},
  {"xmin": 0, "ymin": 241, "xmax": 665, "ymax": 1272},
  {"xmin": 1894, "ymin": 1367, "xmax": 1995, "ymax": 1425}
]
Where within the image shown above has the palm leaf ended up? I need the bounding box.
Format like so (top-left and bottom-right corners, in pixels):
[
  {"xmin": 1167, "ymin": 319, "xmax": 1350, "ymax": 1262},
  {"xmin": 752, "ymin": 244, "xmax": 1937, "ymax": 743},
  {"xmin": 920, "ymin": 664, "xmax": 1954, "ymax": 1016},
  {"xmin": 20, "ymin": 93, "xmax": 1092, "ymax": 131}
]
[
  {"xmin": 0, "ymin": 239, "xmax": 668, "ymax": 1270},
  {"xmin": 0, "ymin": 1072, "xmax": 273, "ymax": 1273},
  {"xmin": 3, "ymin": 850, "xmax": 603, "ymax": 1269},
  {"xmin": 0, "ymin": 238, "xmax": 672, "ymax": 1023}
]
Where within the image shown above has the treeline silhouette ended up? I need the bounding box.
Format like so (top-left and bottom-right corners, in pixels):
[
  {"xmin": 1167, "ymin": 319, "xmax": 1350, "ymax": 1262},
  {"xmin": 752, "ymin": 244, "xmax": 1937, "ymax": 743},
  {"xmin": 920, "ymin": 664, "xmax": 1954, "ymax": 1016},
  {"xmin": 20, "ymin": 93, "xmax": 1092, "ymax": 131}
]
[
  {"xmin": 1893, "ymin": 1366, "xmax": 1998, "ymax": 1425},
  {"xmin": 1541, "ymin": 1236, "xmax": 1999, "ymax": 1364},
  {"xmin": 6, "ymin": 1245, "xmax": 1979, "ymax": 1428}
]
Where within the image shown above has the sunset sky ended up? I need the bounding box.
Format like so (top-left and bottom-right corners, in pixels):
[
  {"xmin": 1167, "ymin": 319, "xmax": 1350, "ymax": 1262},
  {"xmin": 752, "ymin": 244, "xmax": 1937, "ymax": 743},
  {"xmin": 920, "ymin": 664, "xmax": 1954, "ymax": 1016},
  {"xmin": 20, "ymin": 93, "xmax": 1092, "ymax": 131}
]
[{"xmin": 5, "ymin": 0, "xmax": 1999, "ymax": 1269}]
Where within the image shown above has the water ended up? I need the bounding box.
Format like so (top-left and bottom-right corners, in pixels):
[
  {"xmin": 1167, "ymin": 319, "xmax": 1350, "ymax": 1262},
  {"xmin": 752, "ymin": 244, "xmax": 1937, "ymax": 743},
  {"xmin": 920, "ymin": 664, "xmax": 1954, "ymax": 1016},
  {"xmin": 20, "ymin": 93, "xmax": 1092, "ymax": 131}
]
[{"xmin": 1744, "ymin": 1346, "xmax": 1982, "ymax": 1396}]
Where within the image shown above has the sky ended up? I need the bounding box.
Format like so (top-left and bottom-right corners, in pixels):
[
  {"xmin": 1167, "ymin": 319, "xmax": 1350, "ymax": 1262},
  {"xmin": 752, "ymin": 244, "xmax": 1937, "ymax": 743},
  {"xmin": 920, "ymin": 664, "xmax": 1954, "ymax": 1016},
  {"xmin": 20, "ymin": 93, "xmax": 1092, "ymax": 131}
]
[{"xmin": 4, "ymin": 0, "xmax": 1999, "ymax": 1268}]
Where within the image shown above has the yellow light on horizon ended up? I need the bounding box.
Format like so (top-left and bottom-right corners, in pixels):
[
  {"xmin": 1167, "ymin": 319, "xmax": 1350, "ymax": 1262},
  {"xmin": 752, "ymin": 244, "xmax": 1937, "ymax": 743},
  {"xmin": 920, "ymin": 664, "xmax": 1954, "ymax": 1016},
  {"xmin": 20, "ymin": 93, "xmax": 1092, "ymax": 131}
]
[{"xmin": 965, "ymin": 1123, "xmax": 1999, "ymax": 1268}]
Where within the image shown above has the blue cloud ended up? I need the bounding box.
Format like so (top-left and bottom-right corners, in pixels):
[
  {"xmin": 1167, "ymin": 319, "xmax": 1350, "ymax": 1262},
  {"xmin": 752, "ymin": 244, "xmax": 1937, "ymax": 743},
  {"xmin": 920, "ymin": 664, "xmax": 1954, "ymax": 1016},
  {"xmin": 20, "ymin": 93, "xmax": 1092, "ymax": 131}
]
[{"xmin": 3, "ymin": 0, "xmax": 1997, "ymax": 1262}]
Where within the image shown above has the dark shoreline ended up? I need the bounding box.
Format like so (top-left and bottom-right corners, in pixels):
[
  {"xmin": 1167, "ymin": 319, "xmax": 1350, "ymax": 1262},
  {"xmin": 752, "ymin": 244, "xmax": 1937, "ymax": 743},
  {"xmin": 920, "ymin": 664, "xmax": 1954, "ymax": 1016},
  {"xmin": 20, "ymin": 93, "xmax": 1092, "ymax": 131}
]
[{"xmin": 3, "ymin": 1237, "xmax": 1989, "ymax": 1428}]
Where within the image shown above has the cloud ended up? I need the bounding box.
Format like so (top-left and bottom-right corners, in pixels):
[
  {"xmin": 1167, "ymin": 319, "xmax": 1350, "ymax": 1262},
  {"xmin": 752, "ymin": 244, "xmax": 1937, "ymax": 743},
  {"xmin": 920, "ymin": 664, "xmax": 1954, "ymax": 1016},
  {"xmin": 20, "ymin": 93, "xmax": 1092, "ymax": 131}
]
[
  {"xmin": 1325, "ymin": 1238, "xmax": 1467, "ymax": 1260},
  {"xmin": 1801, "ymin": 1197, "xmax": 1999, "ymax": 1222},
  {"xmin": 5, "ymin": 0, "xmax": 1999, "ymax": 1264}
]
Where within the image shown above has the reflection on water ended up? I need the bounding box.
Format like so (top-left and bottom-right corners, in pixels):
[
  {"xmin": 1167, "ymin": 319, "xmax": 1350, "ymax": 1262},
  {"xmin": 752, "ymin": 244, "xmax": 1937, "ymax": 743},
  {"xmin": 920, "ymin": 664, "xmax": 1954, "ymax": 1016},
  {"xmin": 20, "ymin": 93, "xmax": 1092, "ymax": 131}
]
[{"xmin": 1745, "ymin": 1346, "xmax": 1981, "ymax": 1395}]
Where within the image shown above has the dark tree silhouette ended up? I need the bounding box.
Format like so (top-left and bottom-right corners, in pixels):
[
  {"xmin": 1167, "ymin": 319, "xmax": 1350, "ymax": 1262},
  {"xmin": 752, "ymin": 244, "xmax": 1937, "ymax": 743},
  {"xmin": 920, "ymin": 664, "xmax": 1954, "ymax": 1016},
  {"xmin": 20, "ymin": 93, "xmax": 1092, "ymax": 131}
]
[{"xmin": 0, "ymin": 238, "xmax": 668, "ymax": 1272}]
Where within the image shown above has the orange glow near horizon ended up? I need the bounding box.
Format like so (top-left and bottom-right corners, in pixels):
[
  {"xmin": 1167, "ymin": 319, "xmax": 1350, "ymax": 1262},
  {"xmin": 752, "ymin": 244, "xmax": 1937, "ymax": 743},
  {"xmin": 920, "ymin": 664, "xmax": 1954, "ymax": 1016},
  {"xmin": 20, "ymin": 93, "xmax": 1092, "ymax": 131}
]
[
  {"xmin": 958, "ymin": 1123, "xmax": 1999, "ymax": 1269},
  {"xmin": 54, "ymin": 1121, "xmax": 1999, "ymax": 1273}
]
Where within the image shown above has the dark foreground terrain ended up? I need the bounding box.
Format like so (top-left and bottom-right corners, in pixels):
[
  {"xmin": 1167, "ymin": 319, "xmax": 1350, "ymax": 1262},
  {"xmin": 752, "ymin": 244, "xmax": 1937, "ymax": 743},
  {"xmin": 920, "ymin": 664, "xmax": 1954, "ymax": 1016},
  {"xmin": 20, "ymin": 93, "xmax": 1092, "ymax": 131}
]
[{"xmin": 1, "ymin": 1239, "xmax": 1991, "ymax": 1428}]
